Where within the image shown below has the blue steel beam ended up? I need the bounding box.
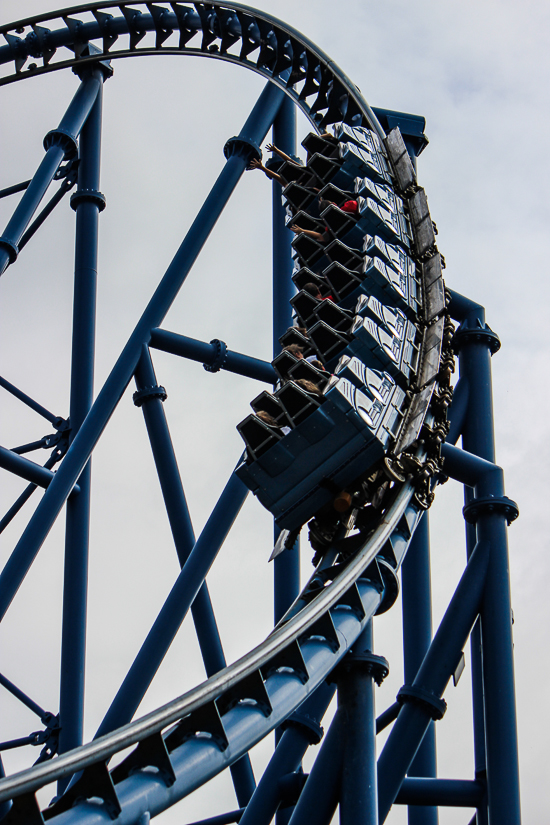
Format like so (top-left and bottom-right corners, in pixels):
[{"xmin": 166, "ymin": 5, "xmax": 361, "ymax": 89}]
[
  {"xmin": 287, "ymin": 711, "xmax": 343, "ymax": 825},
  {"xmin": 272, "ymin": 95, "xmax": 300, "ymax": 638},
  {"xmin": 401, "ymin": 513, "xmax": 438, "ymax": 825},
  {"xmin": 149, "ymin": 329, "xmax": 275, "ymax": 384},
  {"xmin": 0, "ymin": 73, "xmax": 102, "ymax": 275},
  {"xmin": 58, "ymin": 68, "xmax": 105, "ymax": 783},
  {"xmin": 377, "ymin": 537, "xmax": 490, "ymax": 823},
  {"xmin": 396, "ymin": 777, "xmax": 484, "ymax": 807},
  {"xmin": 0, "ymin": 374, "xmax": 61, "ymax": 424},
  {"xmin": 0, "ymin": 446, "xmax": 79, "ymax": 494},
  {"xmin": 0, "ymin": 454, "xmax": 58, "ymax": 535},
  {"xmin": 134, "ymin": 347, "xmax": 255, "ymax": 806},
  {"xmin": 338, "ymin": 622, "xmax": 378, "ymax": 825},
  {"xmin": 0, "ymin": 80, "xmax": 285, "ymax": 624},
  {"xmin": 95, "ymin": 466, "xmax": 248, "ymax": 738},
  {"xmin": 0, "ymin": 673, "xmax": 50, "ymax": 722}
]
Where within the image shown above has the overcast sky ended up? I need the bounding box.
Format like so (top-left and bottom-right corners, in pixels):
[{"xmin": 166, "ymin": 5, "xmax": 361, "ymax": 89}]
[{"xmin": 0, "ymin": 2, "xmax": 549, "ymax": 824}]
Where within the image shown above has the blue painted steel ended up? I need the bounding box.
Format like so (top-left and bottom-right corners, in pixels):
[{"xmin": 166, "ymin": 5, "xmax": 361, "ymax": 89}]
[
  {"xmin": 0, "ymin": 673, "xmax": 49, "ymax": 721},
  {"xmin": 395, "ymin": 777, "xmax": 484, "ymax": 807},
  {"xmin": 239, "ymin": 682, "xmax": 334, "ymax": 825},
  {"xmin": 0, "ymin": 446, "xmax": 79, "ymax": 493},
  {"xmin": 0, "ymin": 757, "xmax": 10, "ymax": 821},
  {"xmin": 134, "ymin": 347, "xmax": 255, "ymax": 806},
  {"xmin": 272, "ymin": 95, "xmax": 300, "ymax": 637},
  {"xmin": 59, "ymin": 69, "xmax": 104, "ymax": 782},
  {"xmin": 0, "ymin": 375, "xmax": 60, "ymax": 424},
  {"xmin": 0, "ymin": 80, "xmax": 285, "ymax": 624},
  {"xmin": 377, "ymin": 537, "xmax": 490, "ymax": 823},
  {"xmin": 339, "ymin": 621, "xmax": 378, "ymax": 825},
  {"xmin": 401, "ymin": 513, "xmax": 438, "ymax": 825},
  {"xmin": 95, "ymin": 468, "xmax": 248, "ymax": 738},
  {"xmin": 448, "ymin": 294, "xmax": 521, "ymax": 825},
  {"xmin": 287, "ymin": 711, "xmax": 342, "ymax": 825},
  {"xmin": 0, "ymin": 74, "xmax": 101, "ymax": 275},
  {"xmin": 149, "ymin": 328, "xmax": 276, "ymax": 384}
]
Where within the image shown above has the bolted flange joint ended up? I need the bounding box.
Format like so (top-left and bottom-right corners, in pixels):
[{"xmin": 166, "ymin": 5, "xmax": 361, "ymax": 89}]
[
  {"xmin": 133, "ymin": 385, "xmax": 167, "ymax": 407},
  {"xmin": 281, "ymin": 708, "xmax": 324, "ymax": 745},
  {"xmin": 0, "ymin": 237, "xmax": 18, "ymax": 264},
  {"xmin": 43, "ymin": 128, "xmax": 79, "ymax": 160},
  {"xmin": 204, "ymin": 339, "xmax": 228, "ymax": 373},
  {"xmin": 397, "ymin": 684, "xmax": 447, "ymax": 720},
  {"xmin": 223, "ymin": 136, "xmax": 262, "ymax": 167},
  {"xmin": 70, "ymin": 189, "xmax": 106, "ymax": 211},
  {"xmin": 452, "ymin": 323, "xmax": 501, "ymax": 355},
  {"xmin": 463, "ymin": 495, "xmax": 519, "ymax": 526}
]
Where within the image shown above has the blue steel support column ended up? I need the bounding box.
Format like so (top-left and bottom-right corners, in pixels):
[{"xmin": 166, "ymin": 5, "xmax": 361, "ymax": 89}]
[
  {"xmin": 401, "ymin": 513, "xmax": 438, "ymax": 825},
  {"xmin": 238, "ymin": 682, "xmax": 335, "ymax": 825},
  {"xmin": 0, "ymin": 74, "xmax": 102, "ymax": 276},
  {"xmin": 451, "ymin": 293, "xmax": 521, "ymax": 825},
  {"xmin": 58, "ymin": 70, "xmax": 105, "ymax": 786},
  {"xmin": 287, "ymin": 711, "xmax": 343, "ymax": 825},
  {"xmin": 377, "ymin": 536, "xmax": 491, "ymax": 823},
  {"xmin": 134, "ymin": 347, "xmax": 255, "ymax": 805},
  {"xmin": 271, "ymin": 97, "xmax": 299, "ymax": 825},
  {"xmin": 0, "ymin": 80, "xmax": 286, "ymax": 623},
  {"xmin": 272, "ymin": 95, "xmax": 299, "ymax": 628},
  {"xmin": 339, "ymin": 621, "xmax": 379, "ymax": 825}
]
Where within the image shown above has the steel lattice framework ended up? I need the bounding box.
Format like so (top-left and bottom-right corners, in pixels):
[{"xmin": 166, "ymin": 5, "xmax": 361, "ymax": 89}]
[{"xmin": 0, "ymin": 5, "xmax": 521, "ymax": 825}]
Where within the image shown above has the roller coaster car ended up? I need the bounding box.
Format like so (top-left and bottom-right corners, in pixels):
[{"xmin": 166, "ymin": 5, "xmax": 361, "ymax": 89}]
[
  {"xmin": 274, "ymin": 380, "xmax": 324, "ymax": 426},
  {"xmin": 276, "ymin": 160, "xmax": 315, "ymax": 188},
  {"xmin": 333, "ymin": 356, "xmax": 397, "ymax": 405},
  {"xmin": 313, "ymin": 299, "xmax": 354, "ymax": 334},
  {"xmin": 306, "ymin": 152, "xmax": 344, "ymax": 187},
  {"xmin": 337, "ymin": 142, "xmax": 393, "ymax": 186},
  {"xmin": 237, "ymin": 414, "xmax": 284, "ymax": 461},
  {"xmin": 356, "ymin": 197, "xmax": 412, "ymax": 250},
  {"xmin": 289, "ymin": 290, "xmax": 321, "ymax": 327},
  {"xmin": 354, "ymin": 293, "xmax": 406, "ymax": 339},
  {"xmin": 301, "ymin": 131, "xmax": 340, "ymax": 159},
  {"xmin": 354, "ymin": 176, "xmax": 404, "ymax": 216},
  {"xmin": 320, "ymin": 203, "xmax": 359, "ymax": 244},
  {"xmin": 272, "ymin": 350, "xmax": 303, "ymax": 381},
  {"xmin": 250, "ymin": 391, "xmax": 292, "ymax": 429},
  {"xmin": 291, "ymin": 267, "xmax": 332, "ymax": 296},
  {"xmin": 309, "ymin": 310, "xmax": 419, "ymax": 387},
  {"xmin": 333, "ymin": 123, "xmax": 385, "ymax": 156},
  {"xmin": 287, "ymin": 359, "xmax": 330, "ymax": 389},
  {"xmin": 236, "ymin": 376, "xmax": 406, "ymax": 530},
  {"xmin": 279, "ymin": 326, "xmax": 316, "ymax": 355},
  {"xmin": 282, "ymin": 182, "xmax": 318, "ymax": 214},
  {"xmin": 318, "ymin": 182, "xmax": 356, "ymax": 206},
  {"xmin": 285, "ymin": 210, "xmax": 324, "ymax": 233},
  {"xmin": 324, "ymin": 239, "xmax": 367, "ymax": 272},
  {"xmin": 291, "ymin": 233, "xmax": 329, "ymax": 269}
]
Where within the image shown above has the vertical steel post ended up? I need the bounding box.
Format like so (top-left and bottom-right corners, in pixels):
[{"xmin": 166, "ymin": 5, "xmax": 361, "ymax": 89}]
[
  {"xmin": 58, "ymin": 69, "xmax": 105, "ymax": 789},
  {"xmin": 401, "ymin": 513, "xmax": 438, "ymax": 825},
  {"xmin": 339, "ymin": 621, "xmax": 379, "ymax": 825},
  {"xmin": 287, "ymin": 711, "xmax": 343, "ymax": 825},
  {"xmin": 134, "ymin": 347, "xmax": 255, "ymax": 805},
  {"xmin": 272, "ymin": 95, "xmax": 299, "ymax": 628},
  {"xmin": 453, "ymin": 298, "xmax": 521, "ymax": 825}
]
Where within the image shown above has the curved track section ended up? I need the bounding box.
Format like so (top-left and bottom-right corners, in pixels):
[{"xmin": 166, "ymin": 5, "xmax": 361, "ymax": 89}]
[{"xmin": 0, "ymin": 5, "xmax": 453, "ymax": 823}]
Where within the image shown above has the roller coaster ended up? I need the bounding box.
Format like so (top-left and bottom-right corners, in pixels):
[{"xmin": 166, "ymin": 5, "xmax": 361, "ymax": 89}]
[{"xmin": 0, "ymin": 4, "xmax": 521, "ymax": 824}]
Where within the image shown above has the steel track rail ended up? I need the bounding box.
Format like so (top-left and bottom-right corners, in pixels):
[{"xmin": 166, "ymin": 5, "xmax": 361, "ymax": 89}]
[
  {"xmin": 0, "ymin": 2, "xmax": 384, "ymax": 138},
  {"xmin": 0, "ymin": 481, "xmax": 420, "ymax": 816}
]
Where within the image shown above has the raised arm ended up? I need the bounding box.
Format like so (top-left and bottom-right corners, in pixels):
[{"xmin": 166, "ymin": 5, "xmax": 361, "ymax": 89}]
[{"xmin": 249, "ymin": 158, "xmax": 286, "ymax": 186}]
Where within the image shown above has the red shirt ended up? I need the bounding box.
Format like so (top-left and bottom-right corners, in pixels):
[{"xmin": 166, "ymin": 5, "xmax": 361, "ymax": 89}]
[{"xmin": 341, "ymin": 200, "xmax": 358, "ymax": 214}]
